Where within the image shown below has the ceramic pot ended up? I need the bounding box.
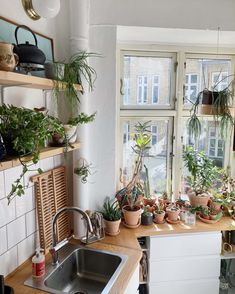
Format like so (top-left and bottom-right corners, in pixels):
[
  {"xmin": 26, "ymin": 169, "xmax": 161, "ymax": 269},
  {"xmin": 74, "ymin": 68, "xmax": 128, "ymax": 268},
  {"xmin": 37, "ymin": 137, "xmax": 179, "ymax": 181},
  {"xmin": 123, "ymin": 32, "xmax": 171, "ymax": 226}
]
[
  {"xmin": 188, "ymin": 192, "xmax": 210, "ymax": 207},
  {"xmin": 122, "ymin": 205, "xmax": 141, "ymax": 226},
  {"xmin": 143, "ymin": 197, "xmax": 156, "ymax": 207},
  {"xmin": 104, "ymin": 219, "xmax": 121, "ymax": 236},
  {"xmin": 44, "ymin": 62, "xmax": 64, "ymax": 80},
  {"xmin": 64, "ymin": 125, "xmax": 77, "ymax": 143},
  {"xmin": 211, "ymin": 201, "xmax": 222, "ymax": 212},
  {"xmin": 154, "ymin": 211, "xmax": 165, "ymax": 223},
  {"xmin": 141, "ymin": 213, "xmax": 153, "ymax": 226},
  {"xmin": 0, "ymin": 42, "xmax": 18, "ymax": 71},
  {"xmin": 166, "ymin": 207, "xmax": 180, "ymax": 221}
]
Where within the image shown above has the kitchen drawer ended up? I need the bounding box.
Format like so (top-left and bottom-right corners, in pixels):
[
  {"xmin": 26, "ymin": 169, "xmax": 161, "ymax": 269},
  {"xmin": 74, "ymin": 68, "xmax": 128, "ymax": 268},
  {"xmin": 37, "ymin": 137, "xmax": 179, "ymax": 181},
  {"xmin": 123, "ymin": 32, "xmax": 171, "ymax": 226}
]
[
  {"xmin": 150, "ymin": 232, "xmax": 221, "ymax": 260},
  {"xmin": 149, "ymin": 278, "xmax": 219, "ymax": 294},
  {"xmin": 149, "ymin": 255, "xmax": 220, "ymax": 283}
]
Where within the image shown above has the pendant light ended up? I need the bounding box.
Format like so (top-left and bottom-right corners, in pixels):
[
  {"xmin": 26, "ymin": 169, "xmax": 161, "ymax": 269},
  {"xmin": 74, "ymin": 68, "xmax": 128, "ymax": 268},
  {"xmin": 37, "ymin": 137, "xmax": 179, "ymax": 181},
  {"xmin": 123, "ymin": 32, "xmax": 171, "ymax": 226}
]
[{"xmin": 22, "ymin": 0, "xmax": 61, "ymax": 20}]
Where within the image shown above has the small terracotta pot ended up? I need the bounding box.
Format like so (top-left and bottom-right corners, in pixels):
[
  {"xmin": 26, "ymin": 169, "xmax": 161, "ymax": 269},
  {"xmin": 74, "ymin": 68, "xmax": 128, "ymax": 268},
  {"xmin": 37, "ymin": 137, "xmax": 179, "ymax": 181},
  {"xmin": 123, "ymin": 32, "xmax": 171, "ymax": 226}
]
[
  {"xmin": 188, "ymin": 192, "xmax": 210, "ymax": 207},
  {"xmin": 122, "ymin": 205, "xmax": 141, "ymax": 226},
  {"xmin": 143, "ymin": 197, "xmax": 156, "ymax": 207},
  {"xmin": 211, "ymin": 201, "xmax": 222, "ymax": 212},
  {"xmin": 104, "ymin": 219, "xmax": 121, "ymax": 236},
  {"xmin": 166, "ymin": 208, "xmax": 180, "ymax": 221},
  {"xmin": 154, "ymin": 211, "xmax": 165, "ymax": 223}
]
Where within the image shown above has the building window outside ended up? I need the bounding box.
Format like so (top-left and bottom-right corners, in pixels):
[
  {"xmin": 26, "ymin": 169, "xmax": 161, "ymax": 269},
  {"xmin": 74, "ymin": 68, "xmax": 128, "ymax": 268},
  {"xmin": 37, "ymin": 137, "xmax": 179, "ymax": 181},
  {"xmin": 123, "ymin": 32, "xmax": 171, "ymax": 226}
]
[
  {"xmin": 185, "ymin": 73, "xmax": 198, "ymax": 104},
  {"xmin": 212, "ymin": 71, "xmax": 229, "ymax": 91},
  {"xmin": 152, "ymin": 75, "xmax": 159, "ymax": 104},
  {"xmin": 137, "ymin": 75, "xmax": 148, "ymax": 104},
  {"xmin": 151, "ymin": 125, "xmax": 158, "ymax": 145},
  {"xmin": 123, "ymin": 77, "xmax": 130, "ymax": 105},
  {"xmin": 208, "ymin": 127, "xmax": 224, "ymax": 158}
]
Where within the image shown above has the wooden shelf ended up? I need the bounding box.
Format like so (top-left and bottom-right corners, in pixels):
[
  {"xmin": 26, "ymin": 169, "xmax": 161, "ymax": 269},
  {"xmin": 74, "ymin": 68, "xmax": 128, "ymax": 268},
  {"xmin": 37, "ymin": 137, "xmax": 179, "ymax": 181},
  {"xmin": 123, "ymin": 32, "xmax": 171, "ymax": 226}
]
[
  {"xmin": 0, "ymin": 142, "xmax": 80, "ymax": 171},
  {"xmin": 0, "ymin": 70, "xmax": 82, "ymax": 91}
]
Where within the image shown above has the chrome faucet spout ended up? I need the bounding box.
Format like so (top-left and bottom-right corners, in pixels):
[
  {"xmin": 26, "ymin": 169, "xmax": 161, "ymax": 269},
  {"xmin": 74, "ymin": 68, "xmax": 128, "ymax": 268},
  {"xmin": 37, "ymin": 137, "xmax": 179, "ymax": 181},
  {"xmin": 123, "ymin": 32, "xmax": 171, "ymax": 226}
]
[{"xmin": 50, "ymin": 206, "xmax": 93, "ymax": 265}]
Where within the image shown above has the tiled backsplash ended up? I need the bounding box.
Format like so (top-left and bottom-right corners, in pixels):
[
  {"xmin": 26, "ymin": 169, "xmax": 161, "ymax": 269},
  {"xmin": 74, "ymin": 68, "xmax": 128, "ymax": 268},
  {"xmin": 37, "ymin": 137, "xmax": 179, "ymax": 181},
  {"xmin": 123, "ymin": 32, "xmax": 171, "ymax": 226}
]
[{"xmin": 0, "ymin": 154, "xmax": 64, "ymax": 277}]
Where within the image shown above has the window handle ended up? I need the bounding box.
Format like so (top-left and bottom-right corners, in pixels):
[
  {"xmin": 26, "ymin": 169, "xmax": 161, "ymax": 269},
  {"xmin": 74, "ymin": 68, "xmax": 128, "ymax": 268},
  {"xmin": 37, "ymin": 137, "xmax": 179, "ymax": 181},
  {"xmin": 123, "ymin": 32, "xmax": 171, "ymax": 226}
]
[
  {"xmin": 120, "ymin": 78, "xmax": 124, "ymax": 95},
  {"xmin": 183, "ymin": 84, "xmax": 186, "ymax": 103}
]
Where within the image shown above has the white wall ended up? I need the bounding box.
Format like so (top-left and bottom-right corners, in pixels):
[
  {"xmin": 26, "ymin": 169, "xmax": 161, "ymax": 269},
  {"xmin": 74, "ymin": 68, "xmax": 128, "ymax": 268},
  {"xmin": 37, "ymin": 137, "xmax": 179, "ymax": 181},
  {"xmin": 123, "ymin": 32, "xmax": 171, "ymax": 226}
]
[
  {"xmin": 90, "ymin": 0, "xmax": 235, "ymax": 31},
  {"xmin": 0, "ymin": 0, "xmax": 70, "ymax": 277}
]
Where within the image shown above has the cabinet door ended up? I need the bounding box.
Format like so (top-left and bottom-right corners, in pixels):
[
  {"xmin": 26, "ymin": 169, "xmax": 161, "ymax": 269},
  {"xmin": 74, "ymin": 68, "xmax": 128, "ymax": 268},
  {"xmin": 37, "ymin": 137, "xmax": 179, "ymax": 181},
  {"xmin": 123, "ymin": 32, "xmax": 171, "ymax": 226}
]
[
  {"xmin": 124, "ymin": 264, "xmax": 139, "ymax": 294},
  {"xmin": 150, "ymin": 232, "xmax": 221, "ymax": 260},
  {"xmin": 149, "ymin": 256, "xmax": 220, "ymax": 283},
  {"xmin": 149, "ymin": 278, "xmax": 219, "ymax": 294}
]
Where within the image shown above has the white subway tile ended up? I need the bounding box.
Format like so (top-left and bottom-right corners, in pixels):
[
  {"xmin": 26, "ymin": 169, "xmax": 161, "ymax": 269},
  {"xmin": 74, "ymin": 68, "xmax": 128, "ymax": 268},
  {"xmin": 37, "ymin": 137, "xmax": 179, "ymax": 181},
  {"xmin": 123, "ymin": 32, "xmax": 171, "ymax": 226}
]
[
  {"xmin": 0, "ymin": 226, "xmax": 7, "ymax": 255},
  {"xmin": 24, "ymin": 162, "xmax": 40, "ymax": 188},
  {"xmin": 0, "ymin": 246, "xmax": 17, "ymax": 276},
  {"xmin": 17, "ymin": 233, "xmax": 36, "ymax": 265},
  {"xmin": 16, "ymin": 187, "xmax": 34, "ymax": 218},
  {"xmin": 26, "ymin": 209, "xmax": 37, "ymax": 236},
  {"xmin": 54, "ymin": 154, "xmax": 64, "ymax": 167},
  {"xmin": 4, "ymin": 166, "xmax": 24, "ymax": 196},
  {"xmin": 0, "ymin": 171, "xmax": 5, "ymax": 200},
  {"xmin": 40, "ymin": 157, "xmax": 54, "ymax": 172},
  {"xmin": 7, "ymin": 215, "xmax": 26, "ymax": 249},
  {"xmin": 0, "ymin": 197, "xmax": 15, "ymax": 227}
]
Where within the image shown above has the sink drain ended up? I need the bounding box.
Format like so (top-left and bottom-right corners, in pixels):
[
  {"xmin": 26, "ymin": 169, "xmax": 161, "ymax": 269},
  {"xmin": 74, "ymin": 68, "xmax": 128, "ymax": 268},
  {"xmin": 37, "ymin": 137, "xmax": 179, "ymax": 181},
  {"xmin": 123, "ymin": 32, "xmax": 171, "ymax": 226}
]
[{"xmin": 72, "ymin": 291, "xmax": 87, "ymax": 294}]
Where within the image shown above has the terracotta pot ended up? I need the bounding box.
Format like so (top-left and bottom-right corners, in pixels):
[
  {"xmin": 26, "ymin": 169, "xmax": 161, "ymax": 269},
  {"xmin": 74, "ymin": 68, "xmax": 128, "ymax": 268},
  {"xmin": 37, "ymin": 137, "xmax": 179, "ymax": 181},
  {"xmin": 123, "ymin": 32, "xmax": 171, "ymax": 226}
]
[
  {"xmin": 211, "ymin": 201, "xmax": 222, "ymax": 212},
  {"xmin": 122, "ymin": 205, "xmax": 141, "ymax": 226},
  {"xmin": 143, "ymin": 197, "xmax": 156, "ymax": 207},
  {"xmin": 154, "ymin": 211, "xmax": 165, "ymax": 223},
  {"xmin": 64, "ymin": 125, "xmax": 77, "ymax": 143},
  {"xmin": 0, "ymin": 42, "xmax": 18, "ymax": 71},
  {"xmin": 188, "ymin": 192, "xmax": 210, "ymax": 207},
  {"xmin": 166, "ymin": 208, "xmax": 180, "ymax": 221},
  {"xmin": 104, "ymin": 219, "xmax": 121, "ymax": 236}
]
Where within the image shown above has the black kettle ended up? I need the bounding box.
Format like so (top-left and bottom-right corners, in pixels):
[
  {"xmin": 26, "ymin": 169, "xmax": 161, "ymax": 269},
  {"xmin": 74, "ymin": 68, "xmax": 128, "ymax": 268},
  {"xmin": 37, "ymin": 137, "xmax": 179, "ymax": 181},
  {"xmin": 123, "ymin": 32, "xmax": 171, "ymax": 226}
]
[{"xmin": 13, "ymin": 25, "xmax": 46, "ymax": 65}]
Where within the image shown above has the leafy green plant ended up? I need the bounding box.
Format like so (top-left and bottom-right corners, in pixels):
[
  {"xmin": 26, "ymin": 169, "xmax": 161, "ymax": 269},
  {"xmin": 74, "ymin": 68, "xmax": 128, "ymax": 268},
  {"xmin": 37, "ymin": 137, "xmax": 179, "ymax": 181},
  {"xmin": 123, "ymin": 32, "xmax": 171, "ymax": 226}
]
[
  {"xmin": 74, "ymin": 159, "xmax": 92, "ymax": 184},
  {"xmin": 67, "ymin": 112, "xmax": 96, "ymax": 126},
  {"xmin": 187, "ymin": 76, "xmax": 234, "ymax": 139},
  {"xmin": 142, "ymin": 206, "xmax": 152, "ymax": 217},
  {"xmin": 116, "ymin": 121, "xmax": 152, "ymax": 209},
  {"xmin": 100, "ymin": 199, "xmax": 121, "ymax": 221},
  {"xmin": 155, "ymin": 204, "xmax": 165, "ymax": 214},
  {"xmin": 0, "ymin": 104, "xmax": 64, "ymax": 203},
  {"xmin": 183, "ymin": 145, "xmax": 222, "ymax": 195},
  {"xmin": 53, "ymin": 52, "xmax": 99, "ymax": 111}
]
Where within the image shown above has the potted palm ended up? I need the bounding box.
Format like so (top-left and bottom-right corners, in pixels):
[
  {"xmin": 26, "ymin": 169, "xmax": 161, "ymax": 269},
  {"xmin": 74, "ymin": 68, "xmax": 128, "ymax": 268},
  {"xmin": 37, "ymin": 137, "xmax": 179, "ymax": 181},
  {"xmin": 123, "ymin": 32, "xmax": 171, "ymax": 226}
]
[
  {"xmin": 100, "ymin": 199, "xmax": 121, "ymax": 236},
  {"xmin": 116, "ymin": 121, "xmax": 152, "ymax": 227},
  {"xmin": 0, "ymin": 104, "xmax": 64, "ymax": 204},
  {"xmin": 183, "ymin": 146, "xmax": 222, "ymax": 207}
]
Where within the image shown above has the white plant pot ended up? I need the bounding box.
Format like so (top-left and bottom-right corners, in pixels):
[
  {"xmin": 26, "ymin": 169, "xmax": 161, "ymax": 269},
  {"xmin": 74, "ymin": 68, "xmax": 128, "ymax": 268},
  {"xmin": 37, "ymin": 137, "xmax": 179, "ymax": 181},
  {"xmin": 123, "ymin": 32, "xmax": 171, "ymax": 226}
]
[{"xmin": 64, "ymin": 125, "xmax": 77, "ymax": 143}]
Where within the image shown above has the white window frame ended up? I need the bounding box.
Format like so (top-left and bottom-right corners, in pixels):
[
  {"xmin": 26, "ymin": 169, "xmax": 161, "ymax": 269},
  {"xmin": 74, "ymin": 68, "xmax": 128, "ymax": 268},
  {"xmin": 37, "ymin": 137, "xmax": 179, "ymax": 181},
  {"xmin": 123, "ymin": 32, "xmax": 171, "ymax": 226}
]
[
  {"xmin": 208, "ymin": 127, "xmax": 224, "ymax": 159},
  {"xmin": 152, "ymin": 75, "xmax": 160, "ymax": 104},
  {"xmin": 118, "ymin": 48, "xmax": 235, "ymax": 197}
]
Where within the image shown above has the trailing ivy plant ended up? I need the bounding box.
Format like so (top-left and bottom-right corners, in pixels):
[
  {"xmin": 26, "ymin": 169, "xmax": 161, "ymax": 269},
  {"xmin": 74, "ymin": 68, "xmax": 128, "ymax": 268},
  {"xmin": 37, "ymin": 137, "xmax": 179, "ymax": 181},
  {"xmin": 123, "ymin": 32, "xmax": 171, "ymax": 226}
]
[
  {"xmin": 67, "ymin": 112, "xmax": 96, "ymax": 126},
  {"xmin": 0, "ymin": 104, "xmax": 64, "ymax": 204},
  {"xmin": 74, "ymin": 158, "xmax": 93, "ymax": 184}
]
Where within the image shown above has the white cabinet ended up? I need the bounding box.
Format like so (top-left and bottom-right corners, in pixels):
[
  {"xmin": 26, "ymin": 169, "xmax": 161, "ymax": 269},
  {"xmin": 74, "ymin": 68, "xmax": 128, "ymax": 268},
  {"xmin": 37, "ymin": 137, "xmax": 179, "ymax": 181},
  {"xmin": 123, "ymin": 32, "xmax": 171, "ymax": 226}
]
[
  {"xmin": 149, "ymin": 232, "xmax": 221, "ymax": 294},
  {"xmin": 124, "ymin": 264, "xmax": 139, "ymax": 294}
]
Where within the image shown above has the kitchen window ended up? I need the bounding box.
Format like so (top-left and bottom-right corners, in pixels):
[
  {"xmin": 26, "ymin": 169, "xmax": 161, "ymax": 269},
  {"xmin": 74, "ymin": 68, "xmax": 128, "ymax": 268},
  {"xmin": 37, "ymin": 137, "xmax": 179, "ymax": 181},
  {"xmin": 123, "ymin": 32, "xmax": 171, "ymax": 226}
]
[
  {"xmin": 119, "ymin": 50, "xmax": 234, "ymax": 197},
  {"xmin": 212, "ymin": 71, "xmax": 229, "ymax": 91}
]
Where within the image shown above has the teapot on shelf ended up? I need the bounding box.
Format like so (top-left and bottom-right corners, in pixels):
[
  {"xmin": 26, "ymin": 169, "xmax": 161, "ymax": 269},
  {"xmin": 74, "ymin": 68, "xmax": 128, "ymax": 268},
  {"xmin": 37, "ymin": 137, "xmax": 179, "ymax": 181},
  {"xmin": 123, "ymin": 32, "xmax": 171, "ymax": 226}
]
[{"xmin": 13, "ymin": 25, "xmax": 46, "ymax": 65}]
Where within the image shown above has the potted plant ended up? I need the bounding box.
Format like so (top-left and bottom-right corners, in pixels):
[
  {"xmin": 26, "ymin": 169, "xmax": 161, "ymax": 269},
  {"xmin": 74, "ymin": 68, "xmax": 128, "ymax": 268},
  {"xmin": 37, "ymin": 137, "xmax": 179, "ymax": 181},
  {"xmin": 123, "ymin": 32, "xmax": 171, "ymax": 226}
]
[
  {"xmin": 188, "ymin": 76, "xmax": 234, "ymax": 139},
  {"xmin": 143, "ymin": 165, "xmax": 156, "ymax": 206},
  {"xmin": 154, "ymin": 203, "xmax": 165, "ymax": 224},
  {"xmin": 116, "ymin": 121, "xmax": 152, "ymax": 227},
  {"xmin": 183, "ymin": 146, "xmax": 222, "ymax": 207},
  {"xmin": 166, "ymin": 205, "xmax": 180, "ymax": 222},
  {"xmin": 0, "ymin": 104, "xmax": 64, "ymax": 204},
  {"xmin": 74, "ymin": 158, "xmax": 92, "ymax": 184},
  {"xmin": 158, "ymin": 192, "xmax": 171, "ymax": 209},
  {"xmin": 100, "ymin": 199, "xmax": 121, "ymax": 236},
  {"xmin": 64, "ymin": 112, "xmax": 96, "ymax": 143},
  {"xmin": 141, "ymin": 206, "xmax": 153, "ymax": 226},
  {"xmin": 53, "ymin": 52, "xmax": 98, "ymax": 112}
]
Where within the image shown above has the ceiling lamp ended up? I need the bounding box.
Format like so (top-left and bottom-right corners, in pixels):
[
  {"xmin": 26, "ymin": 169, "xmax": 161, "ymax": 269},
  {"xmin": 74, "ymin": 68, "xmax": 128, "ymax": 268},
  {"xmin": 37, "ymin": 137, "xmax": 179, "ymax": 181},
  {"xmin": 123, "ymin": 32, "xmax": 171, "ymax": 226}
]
[{"xmin": 22, "ymin": 0, "xmax": 61, "ymax": 20}]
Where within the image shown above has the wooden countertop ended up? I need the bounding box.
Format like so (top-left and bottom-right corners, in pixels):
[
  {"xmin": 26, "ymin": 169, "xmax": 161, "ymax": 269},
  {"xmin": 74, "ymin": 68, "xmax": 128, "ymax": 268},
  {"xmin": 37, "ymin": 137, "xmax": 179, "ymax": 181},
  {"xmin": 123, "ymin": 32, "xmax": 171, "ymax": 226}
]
[{"xmin": 6, "ymin": 216, "xmax": 235, "ymax": 293}]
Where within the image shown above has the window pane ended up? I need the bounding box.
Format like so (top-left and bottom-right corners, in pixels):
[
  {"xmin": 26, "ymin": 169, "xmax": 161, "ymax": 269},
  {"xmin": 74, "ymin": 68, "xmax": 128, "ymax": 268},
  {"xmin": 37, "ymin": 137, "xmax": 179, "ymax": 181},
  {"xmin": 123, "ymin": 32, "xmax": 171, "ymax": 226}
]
[
  {"xmin": 123, "ymin": 55, "xmax": 174, "ymax": 106},
  {"xmin": 121, "ymin": 119, "xmax": 170, "ymax": 195},
  {"xmin": 184, "ymin": 58, "xmax": 231, "ymax": 106},
  {"xmin": 181, "ymin": 118, "xmax": 225, "ymax": 196}
]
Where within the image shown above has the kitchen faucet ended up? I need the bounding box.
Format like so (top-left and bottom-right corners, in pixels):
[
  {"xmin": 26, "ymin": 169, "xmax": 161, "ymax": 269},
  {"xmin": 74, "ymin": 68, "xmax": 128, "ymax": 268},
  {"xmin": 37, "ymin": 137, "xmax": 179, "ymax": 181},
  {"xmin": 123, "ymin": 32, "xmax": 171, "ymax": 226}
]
[{"xmin": 49, "ymin": 207, "xmax": 94, "ymax": 265}]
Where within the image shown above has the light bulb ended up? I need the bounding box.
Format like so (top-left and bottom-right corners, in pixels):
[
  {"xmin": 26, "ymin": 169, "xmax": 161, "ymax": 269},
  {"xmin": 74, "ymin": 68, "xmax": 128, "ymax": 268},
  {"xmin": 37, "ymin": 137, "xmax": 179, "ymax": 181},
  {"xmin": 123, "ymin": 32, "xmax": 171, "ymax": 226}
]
[{"xmin": 32, "ymin": 0, "xmax": 61, "ymax": 19}]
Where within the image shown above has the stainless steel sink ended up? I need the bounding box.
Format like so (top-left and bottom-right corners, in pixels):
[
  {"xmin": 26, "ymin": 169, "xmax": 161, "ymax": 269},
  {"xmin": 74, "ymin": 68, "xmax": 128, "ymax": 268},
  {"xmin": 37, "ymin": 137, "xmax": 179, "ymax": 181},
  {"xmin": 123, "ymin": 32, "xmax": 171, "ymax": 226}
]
[{"xmin": 24, "ymin": 244, "xmax": 127, "ymax": 294}]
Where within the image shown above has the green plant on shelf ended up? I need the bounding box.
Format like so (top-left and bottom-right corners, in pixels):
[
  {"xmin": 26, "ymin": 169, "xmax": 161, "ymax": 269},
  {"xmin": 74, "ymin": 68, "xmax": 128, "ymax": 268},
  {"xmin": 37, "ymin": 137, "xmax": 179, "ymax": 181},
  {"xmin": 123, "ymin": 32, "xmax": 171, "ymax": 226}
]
[{"xmin": 0, "ymin": 104, "xmax": 64, "ymax": 204}]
